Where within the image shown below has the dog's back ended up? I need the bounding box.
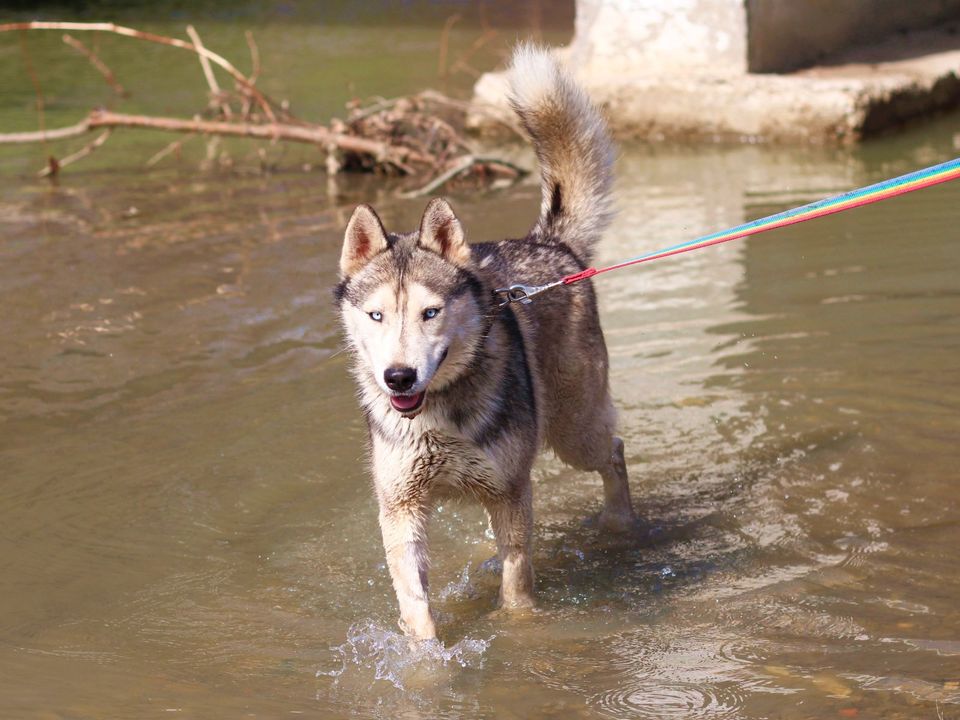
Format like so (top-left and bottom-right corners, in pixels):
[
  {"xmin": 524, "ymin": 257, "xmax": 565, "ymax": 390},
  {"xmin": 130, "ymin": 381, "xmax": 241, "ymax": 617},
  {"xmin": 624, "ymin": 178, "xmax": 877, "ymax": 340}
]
[{"xmin": 473, "ymin": 45, "xmax": 619, "ymax": 471}]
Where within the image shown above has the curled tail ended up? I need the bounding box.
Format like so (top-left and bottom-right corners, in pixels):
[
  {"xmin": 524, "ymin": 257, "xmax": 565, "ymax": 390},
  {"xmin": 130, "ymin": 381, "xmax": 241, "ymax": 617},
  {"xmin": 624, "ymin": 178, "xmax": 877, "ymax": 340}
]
[{"xmin": 507, "ymin": 44, "xmax": 615, "ymax": 265}]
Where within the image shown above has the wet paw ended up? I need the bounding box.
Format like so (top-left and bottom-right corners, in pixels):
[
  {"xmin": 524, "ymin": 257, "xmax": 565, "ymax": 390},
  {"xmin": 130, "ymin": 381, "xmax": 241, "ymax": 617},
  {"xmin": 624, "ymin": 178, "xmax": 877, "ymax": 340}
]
[
  {"xmin": 498, "ymin": 593, "xmax": 536, "ymax": 610},
  {"xmin": 490, "ymin": 599, "xmax": 537, "ymax": 623},
  {"xmin": 597, "ymin": 509, "xmax": 644, "ymax": 535},
  {"xmin": 398, "ymin": 612, "xmax": 438, "ymax": 641}
]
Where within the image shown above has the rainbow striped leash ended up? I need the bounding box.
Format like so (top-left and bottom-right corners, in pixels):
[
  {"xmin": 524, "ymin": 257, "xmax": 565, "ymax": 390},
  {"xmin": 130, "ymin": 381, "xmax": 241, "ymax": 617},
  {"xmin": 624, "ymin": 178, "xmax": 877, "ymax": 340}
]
[{"xmin": 496, "ymin": 156, "xmax": 960, "ymax": 306}]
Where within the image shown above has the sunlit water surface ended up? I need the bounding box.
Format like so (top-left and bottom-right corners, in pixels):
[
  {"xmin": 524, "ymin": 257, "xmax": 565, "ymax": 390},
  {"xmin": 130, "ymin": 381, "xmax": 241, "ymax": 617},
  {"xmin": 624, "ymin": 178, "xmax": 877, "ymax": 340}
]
[{"xmin": 2, "ymin": 14, "xmax": 960, "ymax": 720}]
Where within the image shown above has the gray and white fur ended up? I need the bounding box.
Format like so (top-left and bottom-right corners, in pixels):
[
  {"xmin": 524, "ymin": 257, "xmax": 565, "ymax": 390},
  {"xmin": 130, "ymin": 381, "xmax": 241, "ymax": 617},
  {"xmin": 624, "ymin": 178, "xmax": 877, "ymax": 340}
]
[{"xmin": 334, "ymin": 44, "xmax": 634, "ymax": 640}]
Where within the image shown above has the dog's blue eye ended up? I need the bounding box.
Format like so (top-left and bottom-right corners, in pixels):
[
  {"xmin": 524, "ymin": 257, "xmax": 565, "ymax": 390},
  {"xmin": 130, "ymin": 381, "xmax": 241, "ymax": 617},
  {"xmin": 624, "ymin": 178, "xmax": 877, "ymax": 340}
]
[
  {"xmin": 423, "ymin": 308, "xmax": 440, "ymax": 320},
  {"xmin": 369, "ymin": 311, "xmax": 383, "ymax": 322}
]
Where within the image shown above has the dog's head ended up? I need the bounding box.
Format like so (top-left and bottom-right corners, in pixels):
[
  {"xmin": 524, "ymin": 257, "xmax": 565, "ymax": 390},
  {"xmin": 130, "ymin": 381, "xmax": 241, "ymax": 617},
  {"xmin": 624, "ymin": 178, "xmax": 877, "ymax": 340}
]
[{"xmin": 334, "ymin": 198, "xmax": 488, "ymax": 418}]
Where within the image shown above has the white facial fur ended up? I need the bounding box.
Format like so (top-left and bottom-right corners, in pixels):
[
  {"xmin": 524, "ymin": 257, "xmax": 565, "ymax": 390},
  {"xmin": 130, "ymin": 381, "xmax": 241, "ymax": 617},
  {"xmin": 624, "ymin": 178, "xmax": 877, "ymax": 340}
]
[{"xmin": 342, "ymin": 281, "xmax": 481, "ymax": 396}]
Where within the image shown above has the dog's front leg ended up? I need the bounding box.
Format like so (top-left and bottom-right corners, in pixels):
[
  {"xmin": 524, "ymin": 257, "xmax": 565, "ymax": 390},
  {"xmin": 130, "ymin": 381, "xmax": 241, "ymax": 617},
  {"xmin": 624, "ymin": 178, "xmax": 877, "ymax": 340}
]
[
  {"xmin": 485, "ymin": 481, "xmax": 535, "ymax": 609},
  {"xmin": 378, "ymin": 504, "xmax": 436, "ymax": 639}
]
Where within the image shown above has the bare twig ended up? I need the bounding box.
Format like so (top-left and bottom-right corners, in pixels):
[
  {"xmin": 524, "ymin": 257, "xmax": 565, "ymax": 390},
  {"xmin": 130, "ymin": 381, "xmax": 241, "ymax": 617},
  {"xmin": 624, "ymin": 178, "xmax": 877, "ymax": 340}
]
[
  {"xmin": 18, "ymin": 31, "xmax": 46, "ymax": 147},
  {"xmin": 437, "ymin": 14, "xmax": 461, "ymax": 79},
  {"xmin": 347, "ymin": 96, "xmax": 399, "ymax": 123},
  {"xmin": 0, "ymin": 21, "xmax": 277, "ymax": 122},
  {"xmin": 244, "ymin": 30, "xmax": 260, "ymax": 84},
  {"xmin": 186, "ymin": 24, "xmax": 231, "ymax": 118},
  {"xmin": 146, "ymin": 135, "xmax": 195, "ymax": 167},
  {"xmin": 201, "ymin": 133, "xmax": 222, "ymax": 170},
  {"xmin": 349, "ymin": 90, "xmax": 525, "ymax": 139},
  {"xmin": 238, "ymin": 30, "xmax": 262, "ymax": 119},
  {"xmin": 400, "ymin": 155, "xmax": 527, "ymax": 198},
  {"xmin": 401, "ymin": 155, "xmax": 475, "ymax": 198},
  {"xmin": 419, "ymin": 89, "xmax": 525, "ymax": 137},
  {"xmin": 38, "ymin": 129, "xmax": 112, "ymax": 177},
  {"xmin": 450, "ymin": 28, "xmax": 498, "ymax": 79},
  {"xmin": 62, "ymin": 33, "xmax": 127, "ymax": 96}
]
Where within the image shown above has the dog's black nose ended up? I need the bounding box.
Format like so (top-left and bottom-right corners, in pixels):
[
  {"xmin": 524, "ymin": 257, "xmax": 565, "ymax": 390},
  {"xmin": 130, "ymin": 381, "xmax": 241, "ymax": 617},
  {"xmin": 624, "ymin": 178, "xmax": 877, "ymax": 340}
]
[{"xmin": 384, "ymin": 366, "xmax": 417, "ymax": 392}]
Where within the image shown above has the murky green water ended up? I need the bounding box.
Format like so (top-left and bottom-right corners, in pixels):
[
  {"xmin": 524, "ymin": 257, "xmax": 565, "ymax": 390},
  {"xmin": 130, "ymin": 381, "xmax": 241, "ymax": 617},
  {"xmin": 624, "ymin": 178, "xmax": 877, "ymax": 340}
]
[{"xmin": 2, "ymin": 10, "xmax": 960, "ymax": 720}]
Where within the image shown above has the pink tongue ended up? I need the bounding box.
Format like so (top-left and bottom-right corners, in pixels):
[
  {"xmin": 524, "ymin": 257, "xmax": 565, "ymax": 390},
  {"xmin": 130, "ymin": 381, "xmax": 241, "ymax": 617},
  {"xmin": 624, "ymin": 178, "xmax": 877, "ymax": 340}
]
[{"xmin": 390, "ymin": 392, "xmax": 423, "ymax": 412}]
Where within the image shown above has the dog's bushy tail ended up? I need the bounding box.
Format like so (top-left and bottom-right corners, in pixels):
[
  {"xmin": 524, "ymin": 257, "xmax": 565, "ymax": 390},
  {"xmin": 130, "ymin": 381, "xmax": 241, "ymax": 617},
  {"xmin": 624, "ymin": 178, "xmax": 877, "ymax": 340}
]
[{"xmin": 507, "ymin": 44, "xmax": 615, "ymax": 265}]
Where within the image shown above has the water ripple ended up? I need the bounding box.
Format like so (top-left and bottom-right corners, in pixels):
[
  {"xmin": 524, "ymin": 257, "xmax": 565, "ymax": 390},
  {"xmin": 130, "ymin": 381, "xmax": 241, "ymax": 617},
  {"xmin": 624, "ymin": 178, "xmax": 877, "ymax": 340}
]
[{"xmin": 594, "ymin": 681, "xmax": 747, "ymax": 719}]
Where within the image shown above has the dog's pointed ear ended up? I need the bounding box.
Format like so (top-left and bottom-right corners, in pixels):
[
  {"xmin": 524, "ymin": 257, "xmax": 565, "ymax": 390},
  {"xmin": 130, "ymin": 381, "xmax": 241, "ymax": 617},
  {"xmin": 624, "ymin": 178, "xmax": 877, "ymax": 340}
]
[
  {"xmin": 418, "ymin": 198, "xmax": 470, "ymax": 267},
  {"xmin": 340, "ymin": 204, "xmax": 389, "ymax": 277}
]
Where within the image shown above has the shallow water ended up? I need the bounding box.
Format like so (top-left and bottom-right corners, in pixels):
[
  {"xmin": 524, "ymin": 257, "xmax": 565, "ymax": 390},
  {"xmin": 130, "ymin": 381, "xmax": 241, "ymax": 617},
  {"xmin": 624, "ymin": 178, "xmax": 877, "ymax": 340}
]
[{"xmin": 2, "ymin": 10, "xmax": 960, "ymax": 720}]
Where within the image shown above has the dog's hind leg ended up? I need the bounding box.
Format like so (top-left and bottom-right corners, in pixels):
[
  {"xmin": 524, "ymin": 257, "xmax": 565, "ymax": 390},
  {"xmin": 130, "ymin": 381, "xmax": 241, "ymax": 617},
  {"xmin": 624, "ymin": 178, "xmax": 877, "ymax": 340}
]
[
  {"xmin": 597, "ymin": 435, "xmax": 636, "ymax": 533},
  {"xmin": 547, "ymin": 389, "xmax": 637, "ymax": 532},
  {"xmin": 484, "ymin": 482, "xmax": 536, "ymax": 608}
]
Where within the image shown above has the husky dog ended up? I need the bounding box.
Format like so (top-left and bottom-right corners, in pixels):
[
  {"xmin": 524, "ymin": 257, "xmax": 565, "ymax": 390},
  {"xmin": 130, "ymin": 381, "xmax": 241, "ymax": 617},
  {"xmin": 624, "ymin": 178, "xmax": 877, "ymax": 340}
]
[{"xmin": 335, "ymin": 45, "xmax": 634, "ymax": 639}]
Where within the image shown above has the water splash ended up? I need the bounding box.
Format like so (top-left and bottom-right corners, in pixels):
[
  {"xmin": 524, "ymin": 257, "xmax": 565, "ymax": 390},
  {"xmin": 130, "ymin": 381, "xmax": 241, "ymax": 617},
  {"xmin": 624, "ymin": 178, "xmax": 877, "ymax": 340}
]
[
  {"xmin": 318, "ymin": 619, "xmax": 491, "ymax": 691},
  {"xmin": 438, "ymin": 562, "xmax": 479, "ymax": 602}
]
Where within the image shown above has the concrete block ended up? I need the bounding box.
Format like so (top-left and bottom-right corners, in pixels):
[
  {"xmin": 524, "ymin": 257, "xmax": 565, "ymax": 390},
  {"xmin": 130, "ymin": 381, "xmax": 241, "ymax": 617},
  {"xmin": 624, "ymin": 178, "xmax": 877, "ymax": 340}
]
[{"xmin": 471, "ymin": 6, "xmax": 960, "ymax": 144}]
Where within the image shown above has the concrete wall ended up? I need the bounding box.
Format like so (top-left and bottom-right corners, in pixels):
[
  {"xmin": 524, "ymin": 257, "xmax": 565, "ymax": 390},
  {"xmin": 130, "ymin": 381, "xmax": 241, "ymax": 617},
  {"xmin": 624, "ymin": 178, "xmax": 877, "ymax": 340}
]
[
  {"xmin": 567, "ymin": 0, "xmax": 748, "ymax": 80},
  {"xmin": 747, "ymin": 0, "xmax": 960, "ymax": 72},
  {"xmin": 567, "ymin": 0, "xmax": 960, "ymax": 77}
]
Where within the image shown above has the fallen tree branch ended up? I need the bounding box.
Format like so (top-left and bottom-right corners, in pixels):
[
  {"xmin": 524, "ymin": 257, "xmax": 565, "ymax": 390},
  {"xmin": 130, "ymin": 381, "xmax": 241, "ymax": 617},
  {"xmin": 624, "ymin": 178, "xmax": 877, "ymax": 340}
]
[
  {"xmin": 84, "ymin": 110, "xmax": 426, "ymax": 162},
  {"xmin": 2, "ymin": 22, "xmax": 528, "ymax": 194},
  {"xmin": 0, "ymin": 21, "xmax": 277, "ymax": 122},
  {"xmin": 0, "ymin": 109, "xmax": 429, "ymax": 166},
  {"xmin": 0, "ymin": 120, "xmax": 91, "ymax": 144}
]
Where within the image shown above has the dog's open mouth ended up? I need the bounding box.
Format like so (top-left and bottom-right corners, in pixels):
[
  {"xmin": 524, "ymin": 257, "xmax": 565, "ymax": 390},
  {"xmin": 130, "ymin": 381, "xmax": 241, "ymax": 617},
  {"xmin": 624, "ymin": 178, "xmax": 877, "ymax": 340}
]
[{"xmin": 390, "ymin": 391, "xmax": 425, "ymax": 416}]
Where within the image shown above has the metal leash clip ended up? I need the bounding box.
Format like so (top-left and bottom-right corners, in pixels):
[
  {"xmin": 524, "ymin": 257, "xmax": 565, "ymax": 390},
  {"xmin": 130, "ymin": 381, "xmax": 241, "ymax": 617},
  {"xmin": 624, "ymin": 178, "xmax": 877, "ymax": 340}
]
[{"xmin": 494, "ymin": 280, "xmax": 563, "ymax": 307}]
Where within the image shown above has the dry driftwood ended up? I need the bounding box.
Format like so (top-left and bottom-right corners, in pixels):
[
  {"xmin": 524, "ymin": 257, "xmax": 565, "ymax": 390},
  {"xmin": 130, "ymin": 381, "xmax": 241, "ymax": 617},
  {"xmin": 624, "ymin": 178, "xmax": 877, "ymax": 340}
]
[
  {"xmin": 0, "ymin": 21, "xmax": 528, "ymax": 194},
  {"xmin": 1, "ymin": 109, "xmax": 430, "ymax": 164}
]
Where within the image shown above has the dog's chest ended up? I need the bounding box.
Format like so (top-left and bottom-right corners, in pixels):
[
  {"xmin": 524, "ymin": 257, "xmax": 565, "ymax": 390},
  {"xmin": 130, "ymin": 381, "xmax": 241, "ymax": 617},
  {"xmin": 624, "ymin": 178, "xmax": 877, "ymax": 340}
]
[{"xmin": 371, "ymin": 422, "xmax": 511, "ymax": 506}]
